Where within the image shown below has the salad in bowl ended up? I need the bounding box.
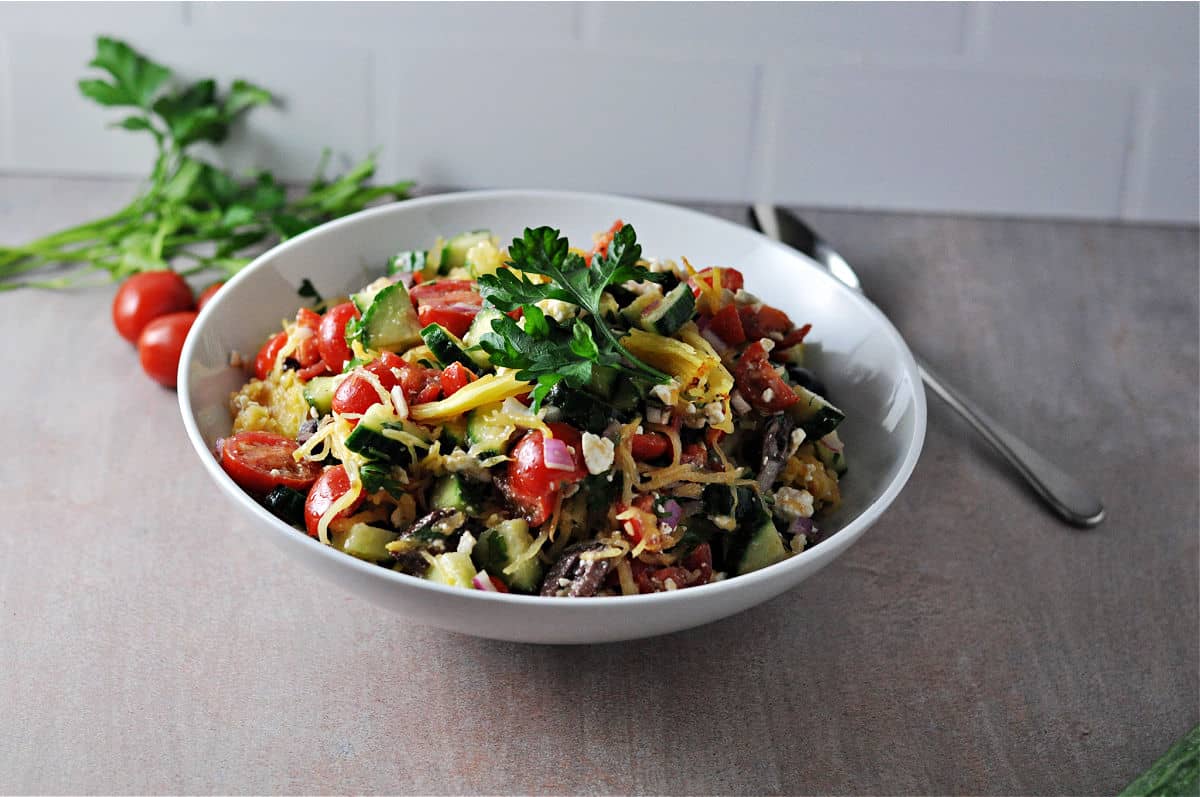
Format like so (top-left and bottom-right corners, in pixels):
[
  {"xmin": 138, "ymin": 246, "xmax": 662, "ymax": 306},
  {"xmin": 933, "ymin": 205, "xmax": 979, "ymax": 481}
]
[{"xmin": 215, "ymin": 220, "xmax": 849, "ymax": 598}]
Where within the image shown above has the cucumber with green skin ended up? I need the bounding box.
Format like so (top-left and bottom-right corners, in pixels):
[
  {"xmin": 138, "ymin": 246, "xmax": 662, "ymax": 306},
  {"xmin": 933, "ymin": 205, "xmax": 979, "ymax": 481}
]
[
  {"xmin": 302, "ymin": 375, "xmax": 336, "ymax": 414},
  {"xmin": 420, "ymin": 323, "xmax": 482, "ymax": 374},
  {"xmin": 352, "ymin": 281, "xmax": 423, "ymax": 352},
  {"xmin": 790, "ymin": 384, "xmax": 845, "ymax": 438},
  {"xmin": 472, "ymin": 519, "xmax": 543, "ymax": 593},
  {"xmin": 1119, "ymin": 725, "xmax": 1199, "ymax": 797}
]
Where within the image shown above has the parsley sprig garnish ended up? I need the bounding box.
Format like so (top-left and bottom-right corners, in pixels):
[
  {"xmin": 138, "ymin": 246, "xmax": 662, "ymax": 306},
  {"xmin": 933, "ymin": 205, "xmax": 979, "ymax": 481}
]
[
  {"xmin": 0, "ymin": 37, "xmax": 411, "ymax": 290},
  {"xmin": 476, "ymin": 225, "xmax": 671, "ymax": 407}
]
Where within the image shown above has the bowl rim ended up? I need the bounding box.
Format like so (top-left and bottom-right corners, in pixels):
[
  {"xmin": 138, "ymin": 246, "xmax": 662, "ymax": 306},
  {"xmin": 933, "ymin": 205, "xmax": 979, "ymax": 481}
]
[{"xmin": 178, "ymin": 188, "xmax": 927, "ymax": 609}]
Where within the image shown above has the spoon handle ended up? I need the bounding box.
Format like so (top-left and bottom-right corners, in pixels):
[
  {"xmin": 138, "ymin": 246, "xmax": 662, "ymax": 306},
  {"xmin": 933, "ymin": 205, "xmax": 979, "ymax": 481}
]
[{"xmin": 916, "ymin": 356, "xmax": 1105, "ymax": 527}]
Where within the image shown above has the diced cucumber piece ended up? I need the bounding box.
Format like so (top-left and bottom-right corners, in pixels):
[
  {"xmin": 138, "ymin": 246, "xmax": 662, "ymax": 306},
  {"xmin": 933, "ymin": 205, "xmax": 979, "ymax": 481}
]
[
  {"xmin": 775, "ymin": 342, "xmax": 806, "ymax": 367},
  {"xmin": 420, "ymin": 323, "xmax": 482, "ymax": 375},
  {"xmin": 814, "ymin": 431, "xmax": 847, "ymax": 475},
  {"xmin": 425, "ymin": 551, "xmax": 477, "ymax": 587},
  {"xmin": 735, "ymin": 514, "xmax": 789, "ymax": 575},
  {"xmin": 638, "ymin": 282, "xmax": 695, "ymax": 335},
  {"xmin": 440, "ymin": 417, "xmax": 468, "ymax": 449},
  {"xmin": 471, "ymin": 519, "xmax": 543, "ymax": 594},
  {"xmin": 430, "ymin": 474, "xmax": 484, "ymax": 513},
  {"xmin": 263, "ymin": 486, "xmax": 306, "ymax": 527},
  {"xmin": 302, "ymin": 375, "xmax": 336, "ymax": 415},
  {"xmin": 789, "ymin": 385, "xmax": 845, "ymax": 438},
  {"xmin": 387, "ymin": 250, "xmax": 427, "ymax": 275},
  {"xmin": 443, "ymin": 230, "xmax": 493, "ymax": 272},
  {"xmin": 461, "ymin": 309, "xmax": 503, "ymax": 369},
  {"xmin": 466, "ymin": 405, "xmax": 515, "ymax": 456},
  {"xmin": 350, "ymin": 276, "xmax": 393, "ymax": 314},
  {"xmin": 353, "ymin": 282, "xmax": 423, "ymax": 353},
  {"xmin": 344, "ymin": 404, "xmax": 430, "ymax": 465},
  {"xmin": 333, "ymin": 523, "xmax": 400, "ymax": 563}
]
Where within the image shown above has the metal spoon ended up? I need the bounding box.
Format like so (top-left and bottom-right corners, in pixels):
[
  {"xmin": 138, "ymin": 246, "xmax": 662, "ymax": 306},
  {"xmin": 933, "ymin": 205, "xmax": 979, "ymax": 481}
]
[{"xmin": 750, "ymin": 203, "xmax": 1105, "ymax": 528}]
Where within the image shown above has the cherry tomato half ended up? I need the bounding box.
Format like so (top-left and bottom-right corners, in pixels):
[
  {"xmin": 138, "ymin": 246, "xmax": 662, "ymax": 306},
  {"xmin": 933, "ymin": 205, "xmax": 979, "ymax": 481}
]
[
  {"xmin": 332, "ymin": 352, "xmax": 440, "ymax": 417},
  {"xmin": 630, "ymin": 432, "xmax": 671, "ymax": 461},
  {"xmin": 410, "ymin": 279, "xmax": 482, "ymax": 338},
  {"xmin": 220, "ymin": 431, "xmax": 322, "ymax": 496},
  {"xmin": 738, "ymin": 304, "xmax": 792, "ymax": 340},
  {"xmin": 689, "ymin": 267, "xmax": 745, "ymax": 299},
  {"xmin": 304, "ymin": 465, "xmax": 364, "ymax": 538},
  {"xmin": 734, "ymin": 340, "xmax": 799, "ymax": 414},
  {"xmin": 440, "ymin": 362, "xmax": 475, "ymax": 397},
  {"xmin": 504, "ymin": 423, "xmax": 588, "ymax": 526},
  {"xmin": 196, "ymin": 281, "xmax": 224, "ymax": 312},
  {"xmin": 254, "ymin": 330, "xmax": 289, "ymax": 381},
  {"xmin": 708, "ymin": 304, "xmax": 746, "ymax": 345},
  {"xmin": 137, "ymin": 310, "xmax": 197, "ymax": 388},
  {"xmin": 112, "ymin": 271, "xmax": 195, "ymax": 343},
  {"xmin": 317, "ymin": 301, "xmax": 360, "ymax": 373}
]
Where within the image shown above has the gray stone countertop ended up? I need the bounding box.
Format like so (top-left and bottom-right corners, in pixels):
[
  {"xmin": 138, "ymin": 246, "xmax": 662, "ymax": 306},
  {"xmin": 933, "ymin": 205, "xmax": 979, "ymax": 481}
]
[{"xmin": 1, "ymin": 175, "xmax": 1196, "ymax": 795}]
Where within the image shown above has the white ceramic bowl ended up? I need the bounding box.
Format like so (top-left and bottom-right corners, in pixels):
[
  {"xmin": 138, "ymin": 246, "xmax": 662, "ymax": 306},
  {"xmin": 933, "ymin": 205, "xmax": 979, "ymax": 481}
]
[{"xmin": 179, "ymin": 190, "xmax": 926, "ymax": 644}]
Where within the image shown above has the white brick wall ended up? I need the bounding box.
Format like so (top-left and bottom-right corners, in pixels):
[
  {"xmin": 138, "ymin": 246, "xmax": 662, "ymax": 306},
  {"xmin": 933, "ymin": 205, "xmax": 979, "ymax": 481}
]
[{"xmin": 0, "ymin": 1, "xmax": 1195, "ymax": 223}]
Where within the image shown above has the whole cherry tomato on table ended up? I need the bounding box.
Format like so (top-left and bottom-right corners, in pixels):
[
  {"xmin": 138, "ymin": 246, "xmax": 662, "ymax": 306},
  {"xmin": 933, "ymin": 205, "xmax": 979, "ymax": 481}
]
[
  {"xmin": 503, "ymin": 423, "xmax": 588, "ymax": 526},
  {"xmin": 219, "ymin": 431, "xmax": 322, "ymax": 495},
  {"xmin": 112, "ymin": 271, "xmax": 195, "ymax": 343},
  {"xmin": 196, "ymin": 281, "xmax": 224, "ymax": 312},
  {"xmin": 137, "ymin": 310, "xmax": 197, "ymax": 388},
  {"xmin": 304, "ymin": 465, "xmax": 364, "ymax": 538}
]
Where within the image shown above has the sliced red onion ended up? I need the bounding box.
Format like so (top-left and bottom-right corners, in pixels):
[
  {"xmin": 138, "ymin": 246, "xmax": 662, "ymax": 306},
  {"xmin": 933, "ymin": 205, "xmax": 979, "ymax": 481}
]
[
  {"xmin": 472, "ymin": 571, "xmax": 500, "ymax": 592},
  {"xmin": 660, "ymin": 499, "xmax": 684, "ymax": 529},
  {"xmin": 788, "ymin": 517, "xmax": 815, "ymax": 536},
  {"xmin": 699, "ymin": 326, "xmax": 731, "ymax": 355},
  {"xmin": 542, "ymin": 437, "xmax": 576, "ymax": 471}
]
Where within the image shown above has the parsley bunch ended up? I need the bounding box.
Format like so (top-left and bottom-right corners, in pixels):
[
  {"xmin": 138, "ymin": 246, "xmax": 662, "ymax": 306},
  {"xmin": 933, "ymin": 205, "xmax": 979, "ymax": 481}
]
[
  {"xmin": 0, "ymin": 37, "xmax": 411, "ymax": 290},
  {"xmin": 477, "ymin": 224, "xmax": 670, "ymax": 406}
]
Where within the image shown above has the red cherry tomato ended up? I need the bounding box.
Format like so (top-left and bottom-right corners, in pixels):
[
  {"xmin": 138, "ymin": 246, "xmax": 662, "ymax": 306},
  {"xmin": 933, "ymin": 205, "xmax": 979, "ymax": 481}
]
[
  {"xmin": 590, "ymin": 219, "xmax": 624, "ymax": 262},
  {"xmin": 137, "ymin": 311, "xmax": 196, "ymax": 388},
  {"xmin": 410, "ymin": 279, "xmax": 483, "ymax": 338},
  {"xmin": 683, "ymin": 543, "xmax": 713, "ymax": 586},
  {"xmin": 772, "ymin": 323, "xmax": 813, "ymax": 358},
  {"xmin": 688, "ymin": 267, "xmax": 745, "ymax": 299},
  {"xmin": 317, "ymin": 301, "xmax": 360, "ymax": 373},
  {"xmin": 439, "ymin": 362, "xmax": 475, "ymax": 397},
  {"xmin": 680, "ymin": 442, "xmax": 709, "ymax": 468},
  {"xmin": 304, "ymin": 465, "xmax": 364, "ymax": 538},
  {"xmin": 254, "ymin": 330, "xmax": 289, "ymax": 381},
  {"xmin": 220, "ymin": 431, "xmax": 322, "ymax": 496},
  {"xmin": 708, "ymin": 304, "xmax": 747, "ymax": 345},
  {"xmin": 738, "ymin": 304, "xmax": 792, "ymax": 340},
  {"xmin": 630, "ymin": 432, "xmax": 671, "ymax": 461},
  {"xmin": 293, "ymin": 308, "xmax": 323, "ymax": 367},
  {"xmin": 504, "ymin": 423, "xmax": 588, "ymax": 525},
  {"xmin": 332, "ymin": 353, "xmax": 440, "ymax": 417},
  {"xmin": 112, "ymin": 271, "xmax": 195, "ymax": 343},
  {"xmin": 296, "ymin": 361, "xmax": 331, "ymax": 380},
  {"xmin": 734, "ymin": 340, "xmax": 799, "ymax": 414},
  {"xmin": 196, "ymin": 281, "xmax": 224, "ymax": 312}
]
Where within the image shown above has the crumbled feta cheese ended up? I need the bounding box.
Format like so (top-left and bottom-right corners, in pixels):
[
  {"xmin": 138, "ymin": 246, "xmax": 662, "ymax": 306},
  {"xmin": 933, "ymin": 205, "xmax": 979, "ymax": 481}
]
[
  {"xmin": 789, "ymin": 533, "xmax": 807, "ymax": 554},
  {"xmin": 703, "ymin": 401, "xmax": 728, "ymax": 426},
  {"xmin": 646, "ymin": 405, "xmax": 671, "ymax": 425},
  {"xmin": 762, "ymin": 388, "xmax": 775, "ymax": 403},
  {"xmin": 650, "ymin": 380, "xmax": 680, "ymax": 406},
  {"xmin": 535, "ymin": 298, "xmax": 576, "ymax": 324},
  {"xmin": 788, "ymin": 428, "xmax": 807, "ymax": 457},
  {"xmin": 622, "ymin": 279, "xmax": 664, "ymax": 297},
  {"xmin": 759, "ymin": 337, "xmax": 775, "ymax": 352},
  {"xmin": 645, "ymin": 257, "xmax": 681, "ymax": 275},
  {"xmin": 734, "ymin": 289, "xmax": 762, "ymax": 307},
  {"xmin": 441, "ymin": 449, "xmax": 491, "ymax": 480},
  {"xmin": 773, "ymin": 486, "xmax": 815, "ymax": 522},
  {"xmin": 731, "ymin": 391, "xmax": 752, "ymax": 415},
  {"xmin": 712, "ymin": 515, "xmax": 737, "ymax": 531},
  {"xmin": 581, "ymin": 432, "xmax": 615, "ymax": 475},
  {"xmin": 457, "ymin": 531, "xmax": 477, "ymax": 555}
]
